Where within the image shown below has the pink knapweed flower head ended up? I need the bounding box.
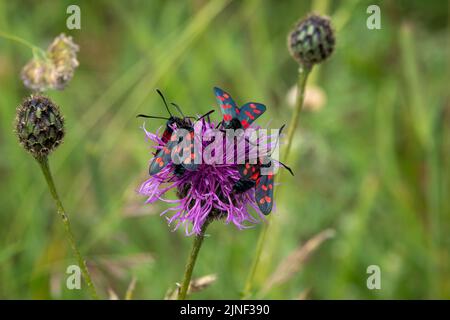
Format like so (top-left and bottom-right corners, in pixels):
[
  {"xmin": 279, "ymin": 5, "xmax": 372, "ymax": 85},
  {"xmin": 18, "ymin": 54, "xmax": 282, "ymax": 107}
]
[{"xmin": 138, "ymin": 119, "xmax": 274, "ymax": 236}]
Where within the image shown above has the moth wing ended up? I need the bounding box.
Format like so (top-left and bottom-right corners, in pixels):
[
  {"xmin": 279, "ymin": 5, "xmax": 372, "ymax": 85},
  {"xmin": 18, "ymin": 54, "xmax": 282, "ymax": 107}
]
[
  {"xmin": 149, "ymin": 130, "xmax": 182, "ymax": 175},
  {"xmin": 238, "ymin": 163, "xmax": 260, "ymax": 181},
  {"xmin": 237, "ymin": 102, "xmax": 266, "ymax": 128},
  {"xmin": 179, "ymin": 130, "xmax": 200, "ymax": 171},
  {"xmin": 214, "ymin": 87, "xmax": 239, "ymax": 126},
  {"xmin": 149, "ymin": 141, "xmax": 175, "ymax": 175},
  {"xmin": 255, "ymin": 172, "xmax": 274, "ymax": 215}
]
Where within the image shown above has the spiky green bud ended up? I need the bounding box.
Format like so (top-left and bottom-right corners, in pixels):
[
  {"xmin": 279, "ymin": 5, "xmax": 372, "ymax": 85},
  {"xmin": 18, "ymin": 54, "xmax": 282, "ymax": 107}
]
[
  {"xmin": 15, "ymin": 95, "xmax": 64, "ymax": 159},
  {"xmin": 288, "ymin": 14, "xmax": 335, "ymax": 67}
]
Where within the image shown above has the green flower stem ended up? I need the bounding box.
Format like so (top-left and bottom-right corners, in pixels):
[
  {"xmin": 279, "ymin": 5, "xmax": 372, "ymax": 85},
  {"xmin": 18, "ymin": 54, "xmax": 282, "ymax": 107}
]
[
  {"xmin": 0, "ymin": 30, "xmax": 47, "ymax": 59},
  {"xmin": 37, "ymin": 156, "xmax": 99, "ymax": 300},
  {"xmin": 242, "ymin": 64, "xmax": 312, "ymax": 299},
  {"xmin": 283, "ymin": 65, "xmax": 312, "ymax": 162},
  {"xmin": 242, "ymin": 218, "xmax": 268, "ymax": 299},
  {"xmin": 178, "ymin": 219, "xmax": 211, "ymax": 300}
]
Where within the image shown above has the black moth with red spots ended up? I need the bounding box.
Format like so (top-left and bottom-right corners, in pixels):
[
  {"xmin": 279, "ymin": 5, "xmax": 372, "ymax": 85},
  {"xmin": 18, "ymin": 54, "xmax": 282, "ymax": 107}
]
[
  {"xmin": 233, "ymin": 159, "xmax": 273, "ymax": 215},
  {"xmin": 234, "ymin": 158, "xmax": 293, "ymax": 215},
  {"xmin": 214, "ymin": 87, "xmax": 266, "ymax": 130},
  {"xmin": 137, "ymin": 89, "xmax": 193, "ymax": 145},
  {"xmin": 232, "ymin": 125, "xmax": 293, "ymax": 215},
  {"xmin": 138, "ymin": 90, "xmax": 198, "ymax": 176},
  {"xmin": 138, "ymin": 89, "xmax": 215, "ymax": 177}
]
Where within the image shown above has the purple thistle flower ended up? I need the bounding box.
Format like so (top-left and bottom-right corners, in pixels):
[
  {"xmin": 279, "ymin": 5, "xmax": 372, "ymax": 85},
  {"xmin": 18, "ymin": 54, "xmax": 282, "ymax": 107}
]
[{"xmin": 138, "ymin": 120, "xmax": 272, "ymax": 236}]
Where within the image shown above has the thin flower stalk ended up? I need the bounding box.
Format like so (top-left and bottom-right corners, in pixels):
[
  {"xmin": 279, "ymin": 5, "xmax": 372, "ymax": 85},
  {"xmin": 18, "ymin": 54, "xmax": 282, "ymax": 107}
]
[
  {"xmin": 178, "ymin": 219, "xmax": 211, "ymax": 300},
  {"xmin": 242, "ymin": 13, "xmax": 335, "ymax": 298},
  {"xmin": 0, "ymin": 30, "xmax": 47, "ymax": 59},
  {"xmin": 38, "ymin": 156, "xmax": 99, "ymax": 300}
]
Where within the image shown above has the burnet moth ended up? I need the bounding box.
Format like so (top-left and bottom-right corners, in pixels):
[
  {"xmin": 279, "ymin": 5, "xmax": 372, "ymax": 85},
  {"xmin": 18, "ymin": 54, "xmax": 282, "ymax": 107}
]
[
  {"xmin": 214, "ymin": 87, "xmax": 266, "ymax": 130},
  {"xmin": 233, "ymin": 125, "xmax": 294, "ymax": 215},
  {"xmin": 137, "ymin": 89, "xmax": 213, "ymax": 176}
]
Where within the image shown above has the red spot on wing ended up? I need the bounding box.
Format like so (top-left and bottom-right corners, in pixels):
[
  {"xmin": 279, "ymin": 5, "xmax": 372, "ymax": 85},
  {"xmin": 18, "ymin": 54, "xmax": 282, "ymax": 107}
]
[
  {"xmin": 250, "ymin": 104, "xmax": 262, "ymax": 114},
  {"xmin": 155, "ymin": 157, "xmax": 164, "ymax": 167},
  {"xmin": 241, "ymin": 119, "xmax": 249, "ymax": 128},
  {"xmin": 251, "ymin": 172, "xmax": 260, "ymax": 181},
  {"xmin": 223, "ymin": 93, "xmax": 229, "ymax": 99},
  {"xmin": 223, "ymin": 114, "xmax": 232, "ymax": 121},
  {"xmin": 245, "ymin": 111, "xmax": 255, "ymax": 120}
]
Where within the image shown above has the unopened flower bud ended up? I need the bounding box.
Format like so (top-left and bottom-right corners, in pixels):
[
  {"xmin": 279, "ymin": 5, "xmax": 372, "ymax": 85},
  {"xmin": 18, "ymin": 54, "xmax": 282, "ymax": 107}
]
[
  {"xmin": 15, "ymin": 95, "xmax": 64, "ymax": 159},
  {"xmin": 288, "ymin": 14, "xmax": 335, "ymax": 67}
]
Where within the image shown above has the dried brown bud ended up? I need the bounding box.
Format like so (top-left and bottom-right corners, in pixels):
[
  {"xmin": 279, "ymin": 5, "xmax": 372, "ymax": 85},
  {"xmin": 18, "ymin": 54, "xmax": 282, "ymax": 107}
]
[
  {"xmin": 20, "ymin": 33, "xmax": 79, "ymax": 91},
  {"xmin": 21, "ymin": 58, "xmax": 54, "ymax": 92},
  {"xmin": 46, "ymin": 33, "xmax": 79, "ymax": 90}
]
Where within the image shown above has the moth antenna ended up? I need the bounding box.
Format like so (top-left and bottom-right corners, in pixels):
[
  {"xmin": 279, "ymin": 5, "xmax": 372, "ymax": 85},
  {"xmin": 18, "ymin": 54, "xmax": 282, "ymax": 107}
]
[
  {"xmin": 170, "ymin": 102, "xmax": 185, "ymax": 118},
  {"xmin": 136, "ymin": 114, "xmax": 170, "ymax": 120},
  {"xmin": 156, "ymin": 89, "xmax": 173, "ymax": 117},
  {"xmin": 267, "ymin": 124, "xmax": 293, "ymax": 175},
  {"xmin": 197, "ymin": 109, "xmax": 215, "ymax": 121},
  {"xmin": 266, "ymin": 124, "xmax": 286, "ymax": 156},
  {"xmin": 278, "ymin": 161, "xmax": 294, "ymax": 176}
]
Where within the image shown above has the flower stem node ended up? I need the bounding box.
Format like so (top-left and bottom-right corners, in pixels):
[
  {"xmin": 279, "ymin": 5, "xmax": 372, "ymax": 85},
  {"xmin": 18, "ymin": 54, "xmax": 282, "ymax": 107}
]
[
  {"xmin": 15, "ymin": 95, "xmax": 65, "ymax": 159},
  {"xmin": 288, "ymin": 14, "xmax": 335, "ymax": 67}
]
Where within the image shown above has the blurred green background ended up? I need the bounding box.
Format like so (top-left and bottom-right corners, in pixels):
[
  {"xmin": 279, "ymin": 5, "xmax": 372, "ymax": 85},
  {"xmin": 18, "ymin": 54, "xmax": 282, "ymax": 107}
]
[{"xmin": 0, "ymin": 0, "xmax": 448, "ymax": 299}]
